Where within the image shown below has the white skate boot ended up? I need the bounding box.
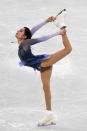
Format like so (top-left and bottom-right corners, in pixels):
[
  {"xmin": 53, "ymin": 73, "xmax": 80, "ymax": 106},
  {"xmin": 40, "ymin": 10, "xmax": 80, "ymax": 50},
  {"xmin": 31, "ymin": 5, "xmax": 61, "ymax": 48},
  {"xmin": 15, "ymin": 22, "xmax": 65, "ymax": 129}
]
[
  {"xmin": 54, "ymin": 9, "xmax": 67, "ymax": 28},
  {"xmin": 37, "ymin": 111, "xmax": 57, "ymax": 126}
]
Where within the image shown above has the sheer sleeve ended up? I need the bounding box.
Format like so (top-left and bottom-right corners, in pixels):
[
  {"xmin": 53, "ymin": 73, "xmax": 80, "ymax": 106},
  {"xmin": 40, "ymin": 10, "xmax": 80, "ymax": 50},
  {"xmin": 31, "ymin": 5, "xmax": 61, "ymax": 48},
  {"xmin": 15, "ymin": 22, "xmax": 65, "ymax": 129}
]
[
  {"xmin": 34, "ymin": 32, "xmax": 59, "ymax": 44},
  {"xmin": 22, "ymin": 32, "xmax": 59, "ymax": 50},
  {"xmin": 30, "ymin": 20, "xmax": 47, "ymax": 36}
]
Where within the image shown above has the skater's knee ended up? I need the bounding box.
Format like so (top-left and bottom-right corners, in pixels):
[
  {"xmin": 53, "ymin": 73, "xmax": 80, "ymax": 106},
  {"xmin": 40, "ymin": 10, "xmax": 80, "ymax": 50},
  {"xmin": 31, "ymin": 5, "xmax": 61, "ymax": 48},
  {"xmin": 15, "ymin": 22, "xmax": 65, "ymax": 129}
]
[
  {"xmin": 65, "ymin": 46, "xmax": 72, "ymax": 54},
  {"xmin": 42, "ymin": 85, "xmax": 50, "ymax": 92},
  {"xmin": 68, "ymin": 46, "xmax": 72, "ymax": 53}
]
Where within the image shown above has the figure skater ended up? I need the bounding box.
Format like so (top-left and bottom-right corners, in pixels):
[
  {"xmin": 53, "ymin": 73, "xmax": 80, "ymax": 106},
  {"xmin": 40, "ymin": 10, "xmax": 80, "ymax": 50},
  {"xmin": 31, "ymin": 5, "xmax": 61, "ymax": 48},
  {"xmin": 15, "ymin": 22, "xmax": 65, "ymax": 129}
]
[{"xmin": 15, "ymin": 11, "xmax": 72, "ymax": 126}]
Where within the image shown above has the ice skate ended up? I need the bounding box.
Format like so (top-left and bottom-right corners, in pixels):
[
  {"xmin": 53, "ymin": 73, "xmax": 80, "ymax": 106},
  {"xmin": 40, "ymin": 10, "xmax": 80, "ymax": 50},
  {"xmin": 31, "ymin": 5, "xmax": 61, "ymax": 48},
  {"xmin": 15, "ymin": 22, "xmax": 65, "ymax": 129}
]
[
  {"xmin": 37, "ymin": 112, "xmax": 57, "ymax": 126},
  {"xmin": 54, "ymin": 9, "xmax": 67, "ymax": 28}
]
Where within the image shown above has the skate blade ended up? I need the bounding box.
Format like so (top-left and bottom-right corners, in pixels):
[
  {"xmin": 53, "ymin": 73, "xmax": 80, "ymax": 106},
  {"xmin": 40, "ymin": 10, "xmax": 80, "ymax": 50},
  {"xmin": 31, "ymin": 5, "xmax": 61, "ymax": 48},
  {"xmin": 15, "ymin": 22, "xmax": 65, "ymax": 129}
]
[
  {"xmin": 56, "ymin": 9, "xmax": 66, "ymax": 17},
  {"xmin": 37, "ymin": 121, "xmax": 56, "ymax": 127}
]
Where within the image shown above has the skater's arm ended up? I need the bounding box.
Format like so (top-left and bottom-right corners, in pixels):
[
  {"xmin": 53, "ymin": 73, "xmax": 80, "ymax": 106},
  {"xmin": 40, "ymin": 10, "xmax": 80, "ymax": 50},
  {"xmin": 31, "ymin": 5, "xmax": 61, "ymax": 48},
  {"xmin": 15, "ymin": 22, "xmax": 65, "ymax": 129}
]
[
  {"xmin": 29, "ymin": 32, "xmax": 59, "ymax": 45},
  {"xmin": 31, "ymin": 20, "xmax": 47, "ymax": 36},
  {"xmin": 31, "ymin": 16, "xmax": 56, "ymax": 36},
  {"xmin": 22, "ymin": 32, "xmax": 58, "ymax": 51}
]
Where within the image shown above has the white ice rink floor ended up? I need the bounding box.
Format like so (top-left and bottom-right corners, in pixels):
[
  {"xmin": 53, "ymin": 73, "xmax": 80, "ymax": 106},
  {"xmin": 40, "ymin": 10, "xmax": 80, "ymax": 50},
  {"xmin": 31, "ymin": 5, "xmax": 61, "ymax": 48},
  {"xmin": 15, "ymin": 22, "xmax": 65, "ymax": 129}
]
[{"xmin": 0, "ymin": 0, "xmax": 87, "ymax": 130}]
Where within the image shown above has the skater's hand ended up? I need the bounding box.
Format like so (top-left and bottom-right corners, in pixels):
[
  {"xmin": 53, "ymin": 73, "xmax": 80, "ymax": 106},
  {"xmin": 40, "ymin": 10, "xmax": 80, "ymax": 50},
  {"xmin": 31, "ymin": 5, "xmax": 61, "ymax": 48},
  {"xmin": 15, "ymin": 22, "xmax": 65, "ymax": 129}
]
[{"xmin": 46, "ymin": 16, "xmax": 56, "ymax": 23}]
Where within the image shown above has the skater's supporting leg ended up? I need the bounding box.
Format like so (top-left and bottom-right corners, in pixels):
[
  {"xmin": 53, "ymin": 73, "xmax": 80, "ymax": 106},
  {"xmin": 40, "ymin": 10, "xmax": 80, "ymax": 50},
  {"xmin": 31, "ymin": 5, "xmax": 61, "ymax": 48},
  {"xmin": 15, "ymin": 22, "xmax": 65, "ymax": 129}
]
[{"xmin": 40, "ymin": 66, "xmax": 52, "ymax": 110}]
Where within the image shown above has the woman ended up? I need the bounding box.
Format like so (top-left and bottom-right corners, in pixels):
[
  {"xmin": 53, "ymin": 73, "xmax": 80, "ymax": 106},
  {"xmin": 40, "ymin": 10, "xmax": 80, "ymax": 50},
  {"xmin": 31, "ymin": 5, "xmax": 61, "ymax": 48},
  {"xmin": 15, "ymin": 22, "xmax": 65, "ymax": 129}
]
[{"xmin": 15, "ymin": 15, "xmax": 72, "ymax": 126}]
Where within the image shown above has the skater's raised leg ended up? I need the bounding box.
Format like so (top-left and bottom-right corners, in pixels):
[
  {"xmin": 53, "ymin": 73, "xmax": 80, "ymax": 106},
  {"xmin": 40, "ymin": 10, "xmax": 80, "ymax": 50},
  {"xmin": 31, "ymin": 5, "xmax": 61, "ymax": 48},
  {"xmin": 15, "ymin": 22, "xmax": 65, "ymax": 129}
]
[{"xmin": 40, "ymin": 29, "xmax": 72, "ymax": 68}]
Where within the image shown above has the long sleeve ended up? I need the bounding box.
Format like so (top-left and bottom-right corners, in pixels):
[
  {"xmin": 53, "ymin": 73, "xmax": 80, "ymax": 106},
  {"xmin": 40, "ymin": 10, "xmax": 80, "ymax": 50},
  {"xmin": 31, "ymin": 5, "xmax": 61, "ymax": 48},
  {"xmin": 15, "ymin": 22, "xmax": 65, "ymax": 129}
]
[
  {"xmin": 35, "ymin": 32, "xmax": 59, "ymax": 44},
  {"xmin": 21, "ymin": 32, "xmax": 59, "ymax": 52},
  {"xmin": 30, "ymin": 20, "xmax": 47, "ymax": 36},
  {"xmin": 28, "ymin": 32, "xmax": 59, "ymax": 45}
]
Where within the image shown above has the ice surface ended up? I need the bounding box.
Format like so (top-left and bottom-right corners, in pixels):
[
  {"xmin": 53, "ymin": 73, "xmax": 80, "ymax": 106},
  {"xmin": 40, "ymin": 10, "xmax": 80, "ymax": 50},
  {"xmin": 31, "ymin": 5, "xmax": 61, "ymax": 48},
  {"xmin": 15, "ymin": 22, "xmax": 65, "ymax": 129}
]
[{"xmin": 0, "ymin": 0, "xmax": 87, "ymax": 130}]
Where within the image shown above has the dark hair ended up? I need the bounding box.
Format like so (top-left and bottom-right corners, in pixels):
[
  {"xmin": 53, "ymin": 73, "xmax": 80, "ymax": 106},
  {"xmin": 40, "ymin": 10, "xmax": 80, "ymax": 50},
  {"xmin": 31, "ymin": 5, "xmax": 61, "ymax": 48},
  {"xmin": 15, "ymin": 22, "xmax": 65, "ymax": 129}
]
[{"xmin": 24, "ymin": 27, "xmax": 32, "ymax": 39}]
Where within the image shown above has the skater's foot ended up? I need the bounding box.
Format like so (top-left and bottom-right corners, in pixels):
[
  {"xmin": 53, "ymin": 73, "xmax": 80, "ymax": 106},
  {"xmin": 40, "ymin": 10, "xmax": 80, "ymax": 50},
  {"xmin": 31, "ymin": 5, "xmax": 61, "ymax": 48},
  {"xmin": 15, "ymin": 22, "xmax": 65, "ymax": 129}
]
[{"xmin": 37, "ymin": 111, "xmax": 57, "ymax": 126}]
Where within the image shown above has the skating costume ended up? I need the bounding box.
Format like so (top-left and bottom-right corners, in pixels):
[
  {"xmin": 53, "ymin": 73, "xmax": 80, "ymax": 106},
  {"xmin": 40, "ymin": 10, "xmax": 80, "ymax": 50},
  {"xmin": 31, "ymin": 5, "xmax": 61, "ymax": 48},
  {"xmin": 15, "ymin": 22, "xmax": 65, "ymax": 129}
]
[{"xmin": 18, "ymin": 20, "xmax": 58, "ymax": 72}]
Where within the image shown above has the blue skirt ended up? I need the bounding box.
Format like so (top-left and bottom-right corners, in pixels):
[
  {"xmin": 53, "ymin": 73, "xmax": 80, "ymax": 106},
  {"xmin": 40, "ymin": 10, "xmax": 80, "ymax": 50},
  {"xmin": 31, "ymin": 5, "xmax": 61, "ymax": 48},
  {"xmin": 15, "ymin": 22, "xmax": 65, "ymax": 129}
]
[{"xmin": 19, "ymin": 54, "xmax": 51, "ymax": 71}]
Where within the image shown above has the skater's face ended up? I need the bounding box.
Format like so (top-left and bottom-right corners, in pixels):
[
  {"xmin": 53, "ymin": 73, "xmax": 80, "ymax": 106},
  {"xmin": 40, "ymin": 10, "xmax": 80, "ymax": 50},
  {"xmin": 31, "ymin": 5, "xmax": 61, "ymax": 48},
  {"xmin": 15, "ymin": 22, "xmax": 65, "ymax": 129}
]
[{"xmin": 15, "ymin": 28, "xmax": 27, "ymax": 41}]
